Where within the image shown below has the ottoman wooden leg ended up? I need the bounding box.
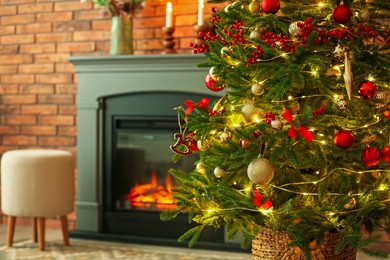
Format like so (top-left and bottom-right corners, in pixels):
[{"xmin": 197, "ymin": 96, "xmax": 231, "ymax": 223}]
[
  {"xmin": 60, "ymin": 215, "xmax": 70, "ymax": 246},
  {"xmin": 37, "ymin": 217, "xmax": 45, "ymax": 251},
  {"xmin": 6, "ymin": 216, "xmax": 16, "ymax": 247},
  {"xmin": 32, "ymin": 217, "xmax": 38, "ymax": 242}
]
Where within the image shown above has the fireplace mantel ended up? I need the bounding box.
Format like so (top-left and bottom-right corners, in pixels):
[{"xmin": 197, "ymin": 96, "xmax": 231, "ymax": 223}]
[{"xmin": 70, "ymin": 54, "xmax": 213, "ymax": 234}]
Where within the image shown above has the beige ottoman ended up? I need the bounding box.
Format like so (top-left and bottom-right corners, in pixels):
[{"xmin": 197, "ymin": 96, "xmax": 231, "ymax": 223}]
[{"xmin": 1, "ymin": 149, "xmax": 75, "ymax": 251}]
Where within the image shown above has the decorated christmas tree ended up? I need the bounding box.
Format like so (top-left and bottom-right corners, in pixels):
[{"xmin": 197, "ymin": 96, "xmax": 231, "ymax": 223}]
[{"xmin": 162, "ymin": 0, "xmax": 390, "ymax": 258}]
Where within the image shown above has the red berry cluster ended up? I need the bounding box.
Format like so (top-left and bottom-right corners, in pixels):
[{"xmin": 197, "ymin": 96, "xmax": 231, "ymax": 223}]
[
  {"xmin": 295, "ymin": 17, "xmax": 318, "ymax": 45},
  {"xmin": 210, "ymin": 7, "xmax": 221, "ymax": 24},
  {"xmin": 311, "ymin": 105, "xmax": 324, "ymax": 119},
  {"xmin": 246, "ymin": 46, "xmax": 264, "ymax": 67},
  {"xmin": 260, "ymin": 30, "xmax": 298, "ymax": 53},
  {"xmin": 223, "ymin": 20, "xmax": 246, "ymax": 44},
  {"xmin": 189, "ymin": 40, "xmax": 210, "ymax": 54},
  {"xmin": 265, "ymin": 112, "xmax": 276, "ymax": 124},
  {"xmin": 357, "ymin": 23, "xmax": 379, "ymax": 39}
]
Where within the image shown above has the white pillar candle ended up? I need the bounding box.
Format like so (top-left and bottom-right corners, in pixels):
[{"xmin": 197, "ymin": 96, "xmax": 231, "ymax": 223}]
[
  {"xmin": 197, "ymin": 0, "xmax": 204, "ymax": 26},
  {"xmin": 166, "ymin": 2, "xmax": 173, "ymax": 28}
]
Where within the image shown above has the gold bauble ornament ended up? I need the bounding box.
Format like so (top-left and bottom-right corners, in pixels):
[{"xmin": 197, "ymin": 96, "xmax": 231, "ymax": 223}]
[
  {"xmin": 247, "ymin": 157, "xmax": 275, "ymax": 185},
  {"xmin": 248, "ymin": 0, "xmax": 261, "ymax": 14},
  {"xmin": 251, "ymin": 82, "xmax": 265, "ymax": 96},
  {"xmin": 221, "ymin": 46, "xmax": 241, "ymax": 66},
  {"xmin": 197, "ymin": 140, "xmax": 209, "ymax": 151},
  {"xmin": 343, "ymin": 198, "xmax": 356, "ymax": 209},
  {"xmin": 241, "ymin": 101, "xmax": 261, "ymax": 122},
  {"xmin": 214, "ymin": 167, "xmax": 226, "ymax": 178},
  {"xmin": 196, "ymin": 162, "xmax": 206, "ymax": 174}
]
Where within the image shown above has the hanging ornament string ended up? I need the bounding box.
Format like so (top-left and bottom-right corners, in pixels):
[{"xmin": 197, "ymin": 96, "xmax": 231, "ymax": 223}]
[
  {"xmin": 170, "ymin": 107, "xmax": 195, "ymax": 156},
  {"xmin": 344, "ymin": 51, "xmax": 353, "ymax": 100}
]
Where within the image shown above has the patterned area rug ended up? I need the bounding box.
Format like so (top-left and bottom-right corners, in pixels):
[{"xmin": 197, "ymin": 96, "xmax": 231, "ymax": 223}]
[{"xmin": 0, "ymin": 239, "xmax": 251, "ymax": 260}]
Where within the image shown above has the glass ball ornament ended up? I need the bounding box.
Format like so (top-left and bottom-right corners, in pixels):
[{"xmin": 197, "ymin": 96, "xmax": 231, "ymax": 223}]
[
  {"xmin": 261, "ymin": 0, "xmax": 280, "ymax": 14},
  {"xmin": 271, "ymin": 118, "xmax": 283, "ymax": 130},
  {"xmin": 205, "ymin": 73, "xmax": 224, "ymax": 92},
  {"xmin": 240, "ymin": 139, "xmax": 250, "ymax": 149},
  {"xmin": 359, "ymin": 9, "xmax": 370, "ymax": 22},
  {"xmin": 334, "ymin": 130, "xmax": 354, "ymax": 149},
  {"xmin": 241, "ymin": 101, "xmax": 260, "ymax": 122},
  {"xmin": 196, "ymin": 162, "xmax": 206, "ymax": 174},
  {"xmin": 358, "ymin": 80, "xmax": 377, "ymax": 99},
  {"xmin": 381, "ymin": 146, "xmax": 390, "ymax": 164},
  {"xmin": 337, "ymin": 98, "xmax": 348, "ymax": 111},
  {"xmin": 362, "ymin": 147, "xmax": 381, "ymax": 167},
  {"xmin": 249, "ymin": 0, "xmax": 261, "ymax": 13},
  {"xmin": 214, "ymin": 166, "xmax": 226, "ymax": 178},
  {"xmin": 332, "ymin": 4, "xmax": 352, "ymax": 24},
  {"xmin": 197, "ymin": 139, "xmax": 209, "ymax": 151},
  {"xmin": 251, "ymin": 82, "xmax": 265, "ymax": 96},
  {"xmin": 250, "ymin": 30, "xmax": 261, "ymax": 40},
  {"xmin": 383, "ymin": 110, "xmax": 390, "ymax": 118},
  {"xmin": 289, "ymin": 21, "xmax": 302, "ymax": 37},
  {"xmin": 220, "ymin": 128, "xmax": 232, "ymax": 142},
  {"xmin": 247, "ymin": 157, "xmax": 275, "ymax": 185}
]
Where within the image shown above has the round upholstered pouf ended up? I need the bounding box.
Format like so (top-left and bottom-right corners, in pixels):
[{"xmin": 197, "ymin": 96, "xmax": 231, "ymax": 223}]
[{"xmin": 1, "ymin": 149, "xmax": 75, "ymax": 250}]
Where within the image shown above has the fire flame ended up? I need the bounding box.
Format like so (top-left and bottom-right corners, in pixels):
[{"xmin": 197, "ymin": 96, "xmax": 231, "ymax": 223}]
[{"xmin": 127, "ymin": 170, "xmax": 176, "ymax": 210}]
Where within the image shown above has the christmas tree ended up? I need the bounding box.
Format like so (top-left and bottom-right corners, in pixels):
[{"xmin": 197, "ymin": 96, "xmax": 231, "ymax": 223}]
[{"xmin": 162, "ymin": 0, "xmax": 390, "ymax": 258}]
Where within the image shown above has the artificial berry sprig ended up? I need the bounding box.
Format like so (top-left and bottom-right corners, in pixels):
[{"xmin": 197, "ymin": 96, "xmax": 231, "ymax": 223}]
[
  {"xmin": 265, "ymin": 112, "xmax": 276, "ymax": 124},
  {"xmin": 246, "ymin": 45, "xmax": 264, "ymax": 67}
]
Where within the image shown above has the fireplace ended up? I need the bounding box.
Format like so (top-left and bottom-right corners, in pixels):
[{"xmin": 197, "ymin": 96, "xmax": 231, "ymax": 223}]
[{"xmin": 70, "ymin": 55, "xmax": 245, "ymax": 251}]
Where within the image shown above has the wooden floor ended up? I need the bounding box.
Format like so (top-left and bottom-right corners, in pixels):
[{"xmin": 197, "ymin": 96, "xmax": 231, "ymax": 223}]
[{"xmin": 0, "ymin": 222, "xmax": 389, "ymax": 260}]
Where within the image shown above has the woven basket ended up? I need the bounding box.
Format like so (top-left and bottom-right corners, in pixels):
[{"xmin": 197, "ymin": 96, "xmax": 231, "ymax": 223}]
[{"xmin": 252, "ymin": 228, "xmax": 357, "ymax": 260}]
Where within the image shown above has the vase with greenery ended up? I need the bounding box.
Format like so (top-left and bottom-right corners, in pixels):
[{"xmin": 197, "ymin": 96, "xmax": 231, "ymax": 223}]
[{"xmin": 93, "ymin": 0, "xmax": 146, "ymax": 55}]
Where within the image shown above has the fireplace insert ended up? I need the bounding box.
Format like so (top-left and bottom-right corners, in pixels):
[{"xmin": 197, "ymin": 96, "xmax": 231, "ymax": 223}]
[{"xmin": 101, "ymin": 91, "xmax": 243, "ymax": 250}]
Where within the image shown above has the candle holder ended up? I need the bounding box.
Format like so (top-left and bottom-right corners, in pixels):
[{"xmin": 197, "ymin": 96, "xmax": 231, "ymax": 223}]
[
  {"xmin": 194, "ymin": 23, "xmax": 213, "ymax": 46},
  {"xmin": 162, "ymin": 27, "xmax": 176, "ymax": 54}
]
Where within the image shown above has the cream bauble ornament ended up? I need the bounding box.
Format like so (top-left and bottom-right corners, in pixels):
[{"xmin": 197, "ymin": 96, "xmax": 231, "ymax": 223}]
[
  {"xmin": 214, "ymin": 167, "xmax": 226, "ymax": 178},
  {"xmin": 289, "ymin": 21, "xmax": 302, "ymax": 37},
  {"xmin": 247, "ymin": 157, "xmax": 275, "ymax": 185},
  {"xmin": 220, "ymin": 128, "xmax": 232, "ymax": 142},
  {"xmin": 251, "ymin": 82, "xmax": 265, "ymax": 96},
  {"xmin": 271, "ymin": 118, "xmax": 283, "ymax": 130},
  {"xmin": 250, "ymin": 30, "xmax": 261, "ymax": 40},
  {"xmin": 359, "ymin": 9, "xmax": 370, "ymax": 22}
]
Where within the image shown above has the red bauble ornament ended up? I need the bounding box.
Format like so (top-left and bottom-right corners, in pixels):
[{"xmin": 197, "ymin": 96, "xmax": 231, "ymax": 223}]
[
  {"xmin": 362, "ymin": 147, "xmax": 381, "ymax": 167},
  {"xmin": 358, "ymin": 80, "xmax": 377, "ymax": 99},
  {"xmin": 261, "ymin": 0, "xmax": 280, "ymax": 14},
  {"xmin": 382, "ymin": 146, "xmax": 390, "ymax": 164},
  {"xmin": 383, "ymin": 104, "xmax": 390, "ymax": 118},
  {"xmin": 332, "ymin": 4, "xmax": 353, "ymax": 24},
  {"xmin": 334, "ymin": 130, "xmax": 354, "ymax": 149},
  {"xmin": 205, "ymin": 73, "xmax": 224, "ymax": 92}
]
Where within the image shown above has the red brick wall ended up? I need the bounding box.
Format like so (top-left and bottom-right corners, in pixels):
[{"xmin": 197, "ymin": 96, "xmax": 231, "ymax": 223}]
[{"xmin": 0, "ymin": 0, "xmax": 224, "ymax": 229}]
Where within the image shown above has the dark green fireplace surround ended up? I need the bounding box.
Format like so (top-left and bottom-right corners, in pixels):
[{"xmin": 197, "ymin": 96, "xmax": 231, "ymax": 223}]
[{"xmin": 70, "ymin": 55, "xmax": 245, "ymax": 251}]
